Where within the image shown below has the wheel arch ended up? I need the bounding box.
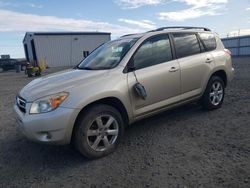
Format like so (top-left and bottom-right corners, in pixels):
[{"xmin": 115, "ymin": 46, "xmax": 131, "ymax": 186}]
[
  {"xmin": 71, "ymin": 97, "xmax": 129, "ymax": 143},
  {"xmin": 210, "ymin": 70, "xmax": 227, "ymax": 87},
  {"xmin": 207, "ymin": 69, "xmax": 227, "ymax": 88},
  {"xmin": 201, "ymin": 69, "xmax": 227, "ymax": 97}
]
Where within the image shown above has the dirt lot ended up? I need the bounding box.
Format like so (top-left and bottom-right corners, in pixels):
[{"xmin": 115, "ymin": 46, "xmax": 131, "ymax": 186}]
[{"xmin": 0, "ymin": 58, "xmax": 249, "ymax": 188}]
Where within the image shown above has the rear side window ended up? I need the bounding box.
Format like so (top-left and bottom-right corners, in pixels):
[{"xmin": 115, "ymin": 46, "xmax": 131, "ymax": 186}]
[
  {"xmin": 133, "ymin": 35, "xmax": 172, "ymax": 70},
  {"xmin": 199, "ymin": 33, "xmax": 216, "ymax": 51},
  {"xmin": 173, "ymin": 33, "xmax": 201, "ymax": 58}
]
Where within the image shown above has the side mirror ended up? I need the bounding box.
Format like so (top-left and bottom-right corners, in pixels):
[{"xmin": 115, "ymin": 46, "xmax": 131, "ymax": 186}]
[{"xmin": 134, "ymin": 82, "xmax": 147, "ymax": 100}]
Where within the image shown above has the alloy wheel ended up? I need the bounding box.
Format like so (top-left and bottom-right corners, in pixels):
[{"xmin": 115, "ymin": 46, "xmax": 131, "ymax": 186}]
[
  {"xmin": 209, "ymin": 81, "xmax": 223, "ymax": 106},
  {"xmin": 86, "ymin": 115, "xmax": 119, "ymax": 152}
]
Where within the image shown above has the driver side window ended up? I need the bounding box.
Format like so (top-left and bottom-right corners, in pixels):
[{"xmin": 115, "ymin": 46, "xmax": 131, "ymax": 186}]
[{"xmin": 133, "ymin": 35, "xmax": 173, "ymax": 70}]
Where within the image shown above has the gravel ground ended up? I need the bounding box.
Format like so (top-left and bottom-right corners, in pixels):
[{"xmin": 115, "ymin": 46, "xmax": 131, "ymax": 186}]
[{"xmin": 0, "ymin": 58, "xmax": 249, "ymax": 188}]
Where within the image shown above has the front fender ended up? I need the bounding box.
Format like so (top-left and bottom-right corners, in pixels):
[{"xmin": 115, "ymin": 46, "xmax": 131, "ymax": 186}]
[{"xmin": 61, "ymin": 71, "xmax": 133, "ymax": 122}]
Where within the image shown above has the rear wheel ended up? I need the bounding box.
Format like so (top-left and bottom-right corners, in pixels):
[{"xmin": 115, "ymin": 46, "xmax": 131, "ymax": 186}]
[
  {"xmin": 201, "ymin": 76, "xmax": 225, "ymax": 110},
  {"xmin": 73, "ymin": 104, "xmax": 124, "ymax": 159}
]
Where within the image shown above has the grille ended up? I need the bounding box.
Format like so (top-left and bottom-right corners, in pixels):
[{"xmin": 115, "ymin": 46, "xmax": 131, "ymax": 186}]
[{"xmin": 16, "ymin": 96, "xmax": 26, "ymax": 113}]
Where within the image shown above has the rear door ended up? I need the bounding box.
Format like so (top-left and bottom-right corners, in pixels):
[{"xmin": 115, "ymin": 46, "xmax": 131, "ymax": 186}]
[{"xmin": 172, "ymin": 32, "xmax": 215, "ymax": 100}]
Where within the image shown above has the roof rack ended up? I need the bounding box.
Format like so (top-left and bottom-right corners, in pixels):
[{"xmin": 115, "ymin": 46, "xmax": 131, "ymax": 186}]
[{"xmin": 149, "ymin": 26, "xmax": 211, "ymax": 32}]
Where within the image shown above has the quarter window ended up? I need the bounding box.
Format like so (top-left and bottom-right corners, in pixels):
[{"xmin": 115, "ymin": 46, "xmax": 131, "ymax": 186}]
[
  {"xmin": 199, "ymin": 33, "xmax": 216, "ymax": 51},
  {"xmin": 173, "ymin": 33, "xmax": 201, "ymax": 58}
]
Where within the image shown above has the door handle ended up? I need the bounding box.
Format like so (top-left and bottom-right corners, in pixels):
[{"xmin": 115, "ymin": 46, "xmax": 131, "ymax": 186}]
[
  {"xmin": 169, "ymin": 67, "xmax": 179, "ymax": 72},
  {"xmin": 206, "ymin": 58, "xmax": 213, "ymax": 63}
]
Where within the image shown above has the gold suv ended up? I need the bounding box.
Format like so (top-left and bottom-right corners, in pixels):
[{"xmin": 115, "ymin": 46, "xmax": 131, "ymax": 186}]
[{"xmin": 14, "ymin": 27, "xmax": 234, "ymax": 158}]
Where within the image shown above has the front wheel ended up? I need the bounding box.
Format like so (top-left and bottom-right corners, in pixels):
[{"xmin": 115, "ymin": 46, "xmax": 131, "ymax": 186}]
[
  {"xmin": 73, "ymin": 104, "xmax": 124, "ymax": 159},
  {"xmin": 201, "ymin": 76, "xmax": 225, "ymax": 110}
]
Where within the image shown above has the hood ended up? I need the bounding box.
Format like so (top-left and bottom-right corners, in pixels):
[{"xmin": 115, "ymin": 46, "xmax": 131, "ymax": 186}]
[{"xmin": 20, "ymin": 68, "xmax": 109, "ymax": 101}]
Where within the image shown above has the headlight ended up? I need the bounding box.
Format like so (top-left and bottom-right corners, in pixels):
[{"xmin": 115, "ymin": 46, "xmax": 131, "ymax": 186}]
[{"xmin": 30, "ymin": 92, "xmax": 69, "ymax": 114}]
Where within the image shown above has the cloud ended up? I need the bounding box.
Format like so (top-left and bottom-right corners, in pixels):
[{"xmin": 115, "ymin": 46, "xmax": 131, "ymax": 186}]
[
  {"xmin": 115, "ymin": 0, "xmax": 166, "ymax": 9},
  {"xmin": 27, "ymin": 3, "xmax": 43, "ymax": 9},
  {"xmin": 227, "ymin": 29, "xmax": 250, "ymax": 37},
  {"xmin": 0, "ymin": 0, "xmax": 43, "ymax": 8},
  {"xmin": 246, "ymin": 7, "xmax": 250, "ymax": 11},
  {"xmin": 0, "ymin": 0, "xmax": 19, "ymax": 7},
  {"xmin": 0, "ymin": 9, "xmax": 143, "ymax": 37},
  {"xmin": 118, "ymin": 18, "xmax": 156, "ymax": 29},
  {"xmin": 158, "ymin": 0, "xmax": 228, "ymax": 21},
  {"xmin": 158, "ymin": 6, "xmax": 222, "ymax": 21},
  {"xmin": 175, "ymin": 0, "xmax": 227, "ymax": 8}
]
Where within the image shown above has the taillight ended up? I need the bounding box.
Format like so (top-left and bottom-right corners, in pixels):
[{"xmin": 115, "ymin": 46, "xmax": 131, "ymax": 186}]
[{"xmin": 224, "ymin": 49, "xmax": 231, "ymax": 56}]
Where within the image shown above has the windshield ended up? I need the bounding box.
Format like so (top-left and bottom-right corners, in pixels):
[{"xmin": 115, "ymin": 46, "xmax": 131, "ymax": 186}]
[{"xmin": 77, "ymin": 38, "xmax": 138, "ymax": 70}]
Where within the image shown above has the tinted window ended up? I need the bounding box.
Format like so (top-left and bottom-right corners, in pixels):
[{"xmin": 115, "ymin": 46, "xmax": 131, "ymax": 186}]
[
  {"xmin": 133, "ymin": 35, "xmax": 172, "ymax": 70},
  {"xmin": 199, "ymin": 33, "xmax": 216, "ymax": 51},
  {"xmin": 173, "ymin": 33, "xmax": 201, "ymax": 58}
]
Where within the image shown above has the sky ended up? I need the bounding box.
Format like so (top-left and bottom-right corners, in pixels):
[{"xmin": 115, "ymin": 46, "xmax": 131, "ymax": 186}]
[{"xmin": 0, "ymin": 0, "xmax": 250, "ymax": 58}]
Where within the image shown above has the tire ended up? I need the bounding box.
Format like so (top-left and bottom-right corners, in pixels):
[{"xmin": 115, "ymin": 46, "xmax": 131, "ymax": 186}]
[
  {"xmin": 201, "ymin": 76, "xmax": 225, "ymax": 110},
  {"xmin": 73, "ymin": 104, "xmax": 124, "ymax": 159}
]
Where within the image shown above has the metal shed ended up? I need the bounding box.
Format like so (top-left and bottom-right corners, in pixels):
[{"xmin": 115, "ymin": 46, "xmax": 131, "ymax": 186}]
[
  {"xmin": 23, "ymin": 32, "xmax": 111, "ymax": 67},
  {"xmin": 221, "ymin": 35, "xmax": 250, "ymax": 56}
]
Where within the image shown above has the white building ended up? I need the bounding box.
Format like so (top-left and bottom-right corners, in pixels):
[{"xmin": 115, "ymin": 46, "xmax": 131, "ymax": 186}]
[{"xmin": 23, "ymin": 32, "xmax": 111, "ymax": 67}]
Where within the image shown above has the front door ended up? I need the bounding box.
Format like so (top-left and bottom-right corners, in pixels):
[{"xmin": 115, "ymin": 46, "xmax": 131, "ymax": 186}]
[{"xmin": 127, "ymin": 34, "xmax": 181, "ymax": 117}]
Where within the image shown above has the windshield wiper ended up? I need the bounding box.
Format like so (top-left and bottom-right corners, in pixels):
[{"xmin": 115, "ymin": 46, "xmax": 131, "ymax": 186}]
[
  {"xmin": 76, "ymin": 66, "xmax": 95, "ymax": 70},
  {"xmin": 77, "ymin": 66, "xmax": 112, "ymax": 70}
]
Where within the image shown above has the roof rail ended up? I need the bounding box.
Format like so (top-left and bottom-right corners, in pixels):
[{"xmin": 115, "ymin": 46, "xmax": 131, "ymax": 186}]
[{"xmin": 149, "ymin": 26, "xmax": 211, "ymax": 32}]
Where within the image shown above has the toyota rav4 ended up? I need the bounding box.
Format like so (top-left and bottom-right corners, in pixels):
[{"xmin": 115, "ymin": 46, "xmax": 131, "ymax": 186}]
[{"xmin": 14, "ymin": 27, "xmax": 234, "ymax": 158}]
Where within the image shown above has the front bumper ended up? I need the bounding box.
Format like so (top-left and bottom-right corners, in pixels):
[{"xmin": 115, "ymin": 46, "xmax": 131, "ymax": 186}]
[{"xmin": 14, "ymin": 104, "xmax": 80, "ymax": 145}]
